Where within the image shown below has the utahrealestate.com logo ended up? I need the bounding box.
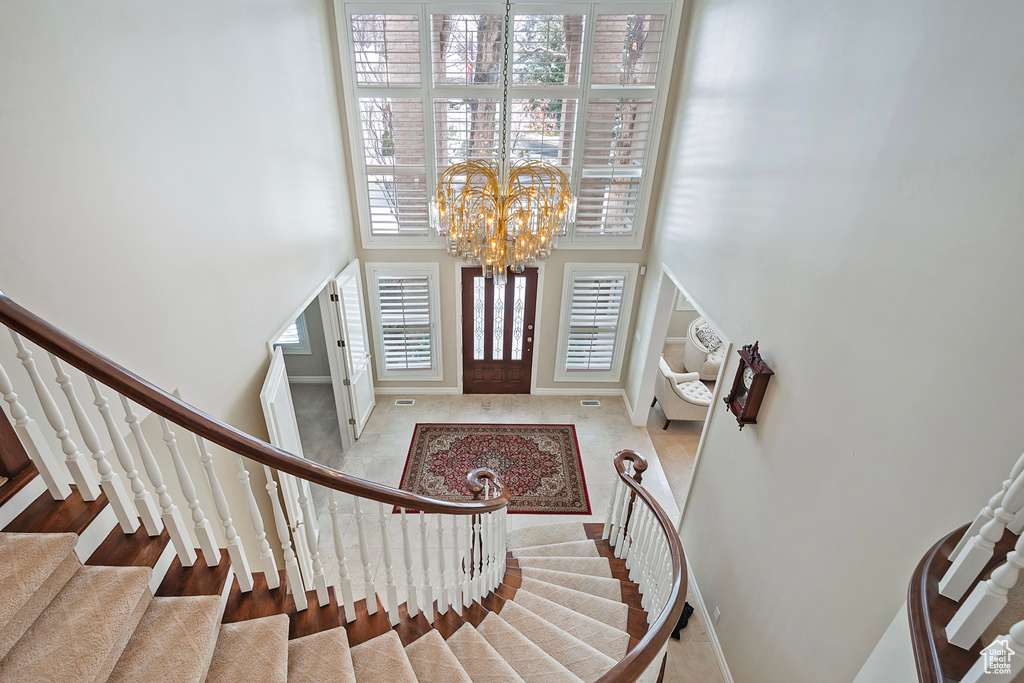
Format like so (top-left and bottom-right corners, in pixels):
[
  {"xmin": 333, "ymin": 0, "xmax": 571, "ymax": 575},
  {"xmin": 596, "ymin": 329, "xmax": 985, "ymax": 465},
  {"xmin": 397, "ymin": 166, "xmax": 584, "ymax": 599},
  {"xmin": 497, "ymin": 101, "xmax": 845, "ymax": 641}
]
[{"xmin": 982, "ymin": 638, "xmax": 1016, "ymax": 675}]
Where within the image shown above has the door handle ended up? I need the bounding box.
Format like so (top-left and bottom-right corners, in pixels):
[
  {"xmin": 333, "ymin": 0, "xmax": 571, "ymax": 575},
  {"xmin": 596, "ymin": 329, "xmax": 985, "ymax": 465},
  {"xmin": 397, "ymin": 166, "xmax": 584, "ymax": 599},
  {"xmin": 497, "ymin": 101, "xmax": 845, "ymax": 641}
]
[{"xmin": 527, "ymin": 337, "xmax": 532, "ymax": 343}]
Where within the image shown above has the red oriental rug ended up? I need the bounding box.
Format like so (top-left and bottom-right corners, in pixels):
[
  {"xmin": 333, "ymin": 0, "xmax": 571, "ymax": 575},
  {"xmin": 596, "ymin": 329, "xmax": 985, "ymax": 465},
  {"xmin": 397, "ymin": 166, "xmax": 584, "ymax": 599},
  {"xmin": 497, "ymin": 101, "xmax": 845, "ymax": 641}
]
[{"xmin": 397, "ymin": 423, "xmax": 590, "ymax": 514}]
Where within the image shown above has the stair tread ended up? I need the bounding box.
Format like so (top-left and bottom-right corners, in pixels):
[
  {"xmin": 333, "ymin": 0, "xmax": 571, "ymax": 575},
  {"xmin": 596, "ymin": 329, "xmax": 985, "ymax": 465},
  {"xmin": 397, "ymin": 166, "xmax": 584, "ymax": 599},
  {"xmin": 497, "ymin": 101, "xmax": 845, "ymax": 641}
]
[
  {"xmin": 515, "ymin": 557, "xmax": 612, "ymax": 578},
  {"xmin": 3, "ymin": 486, "xmax": 108, "ymax": 535},
  {"xmin": 0, "ymin": 564, "xmax": 152, "ymax": 682},
  {"xmin": 499, "ymin": 599, "xmax": 616, "ymax": 683},
  {"xmin": 477, "ymin": 612, "xmax": 584, "ymax": 683},
  {"xmin": 108, "ymin": 595, "xmax": 222, "ymax": 683},
  {"xmin": 350, "ymin": 630, "xmax": 418, "ymax": 683},
  {"xmin": 446, "ymin": 622, "xmax": 525, "ymax": 683},
  {"xmin": 0, "ymin": 531, "xmax": 81, "ymax": 659},
  {"xmin": 517, "ymin": 567, "xmax": 622, "ymax": 601},
  {"xmin": 405, "ymin": 628, "xmax": 472, "ymax": 683},
  {"xmin": 507, "ymin": 523, "xmax": 589, "ymax": 551},
  {"xmin": 207, "ymin": 613, "xmax": 289, "ymax": 683},
  {"xmin": 511, "ymin": 540, "xmax": 600, "ymax": 559},
  {"xmin": 87, "ymin": 524, "xmax": 170, "ymax": 568},
  {"xmin": 288, "ymin": 626, "xmax": 356, "ymax": 683},
  {"xmin": 512, "ymin": 591, "xmax": 629, "ymax": 660},
  {"xmin": 517, "ymin": 577, "xmax": 628, "ymax": 630}
]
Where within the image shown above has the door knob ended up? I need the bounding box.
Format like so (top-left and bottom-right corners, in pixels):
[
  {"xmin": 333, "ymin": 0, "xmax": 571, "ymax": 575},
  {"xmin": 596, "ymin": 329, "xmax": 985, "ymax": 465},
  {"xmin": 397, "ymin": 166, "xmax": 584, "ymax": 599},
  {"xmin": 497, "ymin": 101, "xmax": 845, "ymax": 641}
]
[{"xmin": 527, "ymin": 337, "xmax": 532, "ymax": 343}]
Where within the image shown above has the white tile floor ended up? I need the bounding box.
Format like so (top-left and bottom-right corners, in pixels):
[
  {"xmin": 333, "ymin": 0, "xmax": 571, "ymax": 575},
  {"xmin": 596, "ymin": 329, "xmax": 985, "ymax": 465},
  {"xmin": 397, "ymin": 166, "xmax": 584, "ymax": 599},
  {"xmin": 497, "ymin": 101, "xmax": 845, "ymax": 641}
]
[{"xmin": 290, "ymin": 385, "xmax": 727, "ymax": 683}]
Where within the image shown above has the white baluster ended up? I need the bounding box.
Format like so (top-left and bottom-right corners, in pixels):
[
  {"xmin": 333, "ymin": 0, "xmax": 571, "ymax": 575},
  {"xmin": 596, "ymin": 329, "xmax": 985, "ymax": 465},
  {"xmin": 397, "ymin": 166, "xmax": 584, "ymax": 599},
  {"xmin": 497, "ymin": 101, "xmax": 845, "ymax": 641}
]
[
  {"xmin": 353, "ymin": 497, "xmax": 377, "ymax": 615},
  {"xmin": 89, "ymin": 378, "xmax": 162, "ymax": 534},
  {"xmin": 298, "ymin": 484, "xmax": 328, "ymax": 605},
  {"xmin": 961, "ymin": 621, "xmax": 1024, "ymax": 683},
  {"xmin": 0, "ymin": 357, "xmax": 70, "ymax": 499},
  {"xmin": 195, "ymin": 435, "xmax": 252, "ymax": 590},
  {"xmin": 436, "ymin": 515, "xmax": 449, "ymax": 615},
  {"xmin": 400, "ymin": 510, "xmax": 418, "ymax": 617},
  {"xmin": 953, "ymin": 452, "xmax": 1024, "ymax": 560},
  {"xmin": 376, "ymin": 502, "xmax": 400, "ymax": 624},
  {"xmin": 472, "ymin": 513, "xmax": 484, "ymax": 602},
  {"xmin": 11, "ymin": 332, "xmax": 100, "ymax": 500},
  {"xmin": 941, "ymin": 469, "xmax": 1024, "ymax": 600},
  {"xmin": 614, "ymin": 473, "xmax": 633, "ymax": 558},
  {"xmin": 948, "ymin": 531, "xmax": 1024, "ymax": 648},
  {"xmin": 158, "ymin": 418, "xmax": 218, "ymax": 564},
  {"xmin": 234, "ymin": 454, "xmax": 278, "ymax": 588},
  {"xmin": 420, "ymin": 512, "xmax": 434, "ymax": 621},
  {"xmin": 264, "ymin": 466, "xmax": 305, "ymax": 610},
  {"xmin": 49, "ymin": 355, "xmax": 138, "ymax": 531},
  {"xmin": 602, "ymin": 476, "xmax": 620, "ymax": 540},
  {"xmin": 120, "ymin": 396, "xmax": 196, "ymax": 565},
  {"xmin": 329, "ymin": 491, "xmax": 354, "ymax": 621},
  {"xmin": 456, "ymin": 515, "xmax": 468, "ymax": 609}
]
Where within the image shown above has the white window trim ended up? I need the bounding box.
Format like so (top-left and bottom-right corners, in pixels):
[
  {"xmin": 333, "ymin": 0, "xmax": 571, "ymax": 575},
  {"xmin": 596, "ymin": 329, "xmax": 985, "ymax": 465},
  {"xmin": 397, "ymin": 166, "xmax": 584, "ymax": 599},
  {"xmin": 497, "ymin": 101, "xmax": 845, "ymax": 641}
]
[
  {"xmin": 275, "ymin": 312, "xmax": 312, "ymax": 355},
  {"xmin": 554, "ymin": 262, "xmax": 639, "ymax": 382},
  {"xmin": 334, "ymin": 2, "xmax": 681, "ymax": 251},
  {"xmin": 365, "ymin": 261, "xmax": 444, "ymax": 381}
]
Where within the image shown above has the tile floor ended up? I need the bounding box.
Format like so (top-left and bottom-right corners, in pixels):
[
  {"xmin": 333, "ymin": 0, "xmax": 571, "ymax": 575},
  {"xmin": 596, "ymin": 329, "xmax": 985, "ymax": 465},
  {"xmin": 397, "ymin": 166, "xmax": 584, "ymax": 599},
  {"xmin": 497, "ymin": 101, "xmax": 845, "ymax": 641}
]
[{"xmin": 289, "ymin": 384, "xmax": 727, "ymax": 683}]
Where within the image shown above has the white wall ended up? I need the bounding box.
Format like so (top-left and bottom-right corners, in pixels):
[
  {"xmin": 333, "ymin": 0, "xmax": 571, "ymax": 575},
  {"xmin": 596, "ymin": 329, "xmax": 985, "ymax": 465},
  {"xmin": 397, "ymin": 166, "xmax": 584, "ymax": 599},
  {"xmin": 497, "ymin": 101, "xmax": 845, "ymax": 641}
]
[
  {"xmin": 0, "ymin": 0, "xmax": 358, "ymax": 559},
  {"xmin": 626, "ymin": 0, "xmax": 1024, "ymax": 680},
  {"xmin": 853, "ymin": 603, "xmax": 917, "ymax": 683}
]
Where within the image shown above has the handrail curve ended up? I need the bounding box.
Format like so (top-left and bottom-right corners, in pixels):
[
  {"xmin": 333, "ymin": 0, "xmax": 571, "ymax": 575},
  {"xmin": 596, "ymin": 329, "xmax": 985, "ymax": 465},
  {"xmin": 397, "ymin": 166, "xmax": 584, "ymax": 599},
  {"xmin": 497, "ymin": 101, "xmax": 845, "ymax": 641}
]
[
  {"xmin": 596, "ymin": 449, "xmax": 688, "ymax": 683},
  {"xmin": 0, "ymin": 293, "xmax": 509, "ymax": 515}
]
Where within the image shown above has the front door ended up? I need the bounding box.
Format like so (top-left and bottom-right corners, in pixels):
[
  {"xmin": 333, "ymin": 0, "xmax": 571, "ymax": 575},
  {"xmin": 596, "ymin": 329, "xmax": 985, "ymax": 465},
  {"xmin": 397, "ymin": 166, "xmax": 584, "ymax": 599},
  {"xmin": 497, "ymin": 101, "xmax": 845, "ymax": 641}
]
[{"xmin": 461, "ymin": 267, "xmax": 538, "ymax": 393}]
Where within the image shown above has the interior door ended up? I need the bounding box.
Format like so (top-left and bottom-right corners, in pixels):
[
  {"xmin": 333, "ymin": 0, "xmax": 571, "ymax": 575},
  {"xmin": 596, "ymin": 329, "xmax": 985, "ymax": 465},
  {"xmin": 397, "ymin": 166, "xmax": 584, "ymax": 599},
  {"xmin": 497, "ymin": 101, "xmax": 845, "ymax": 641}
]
[
  {"xmin": 329, "ymin": 260, "xmax": 375, "ymax": 436},
  {"xmin": 462, "ymin": 267, "xmax": 538, "ymax": 393},
  {"xmin": 259, "ymin": 346, "xmax": 315, "ymax": 587}
]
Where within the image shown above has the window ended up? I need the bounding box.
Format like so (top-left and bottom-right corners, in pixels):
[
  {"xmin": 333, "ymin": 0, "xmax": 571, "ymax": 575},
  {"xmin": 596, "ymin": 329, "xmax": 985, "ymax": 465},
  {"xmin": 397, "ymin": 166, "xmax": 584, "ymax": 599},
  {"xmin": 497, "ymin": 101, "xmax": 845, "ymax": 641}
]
[
  {"xmin": 365, "ymin": 263, "xmax": 442, "ymax": 380},
  {"xmin": 275, "ymin": 313, "xmax": 311, "ymax": 355},
  {"xmin": 555, "ymin": 263, "xmax": 639, "ymax": 382},
  {"xmin": 340, "ymin": 5, "xmax": 674, "ymax": 248}
]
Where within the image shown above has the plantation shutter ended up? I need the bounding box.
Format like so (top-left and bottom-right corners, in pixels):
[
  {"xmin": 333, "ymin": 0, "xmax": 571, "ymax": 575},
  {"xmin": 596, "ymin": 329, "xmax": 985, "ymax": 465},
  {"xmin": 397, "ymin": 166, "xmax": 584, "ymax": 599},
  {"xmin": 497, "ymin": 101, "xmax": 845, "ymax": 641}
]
[
  {"xmin": 377, "ymin": 275, "xmax": 433, "ymax": 370},
  {"xmin": 566, "ymin": 274, "xmax": 626, "ymax": 371}
]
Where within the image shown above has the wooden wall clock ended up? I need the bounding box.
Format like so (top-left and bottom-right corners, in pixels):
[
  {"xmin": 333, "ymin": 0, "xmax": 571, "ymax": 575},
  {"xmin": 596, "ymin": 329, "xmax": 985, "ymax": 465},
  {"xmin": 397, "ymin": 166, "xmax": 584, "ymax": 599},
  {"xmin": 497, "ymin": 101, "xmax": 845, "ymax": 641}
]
[{"xmin": 724, "ymin": 341, "xmax": 773, "ymax": 429}]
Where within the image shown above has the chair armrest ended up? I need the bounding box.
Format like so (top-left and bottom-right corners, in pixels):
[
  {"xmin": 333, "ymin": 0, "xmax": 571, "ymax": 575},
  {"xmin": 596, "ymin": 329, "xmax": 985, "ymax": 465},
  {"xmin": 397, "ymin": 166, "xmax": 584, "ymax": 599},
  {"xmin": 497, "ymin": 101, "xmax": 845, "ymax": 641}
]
[{"xmin": 659, "ymin": 357, "xmax": 700, "ymax": 384}]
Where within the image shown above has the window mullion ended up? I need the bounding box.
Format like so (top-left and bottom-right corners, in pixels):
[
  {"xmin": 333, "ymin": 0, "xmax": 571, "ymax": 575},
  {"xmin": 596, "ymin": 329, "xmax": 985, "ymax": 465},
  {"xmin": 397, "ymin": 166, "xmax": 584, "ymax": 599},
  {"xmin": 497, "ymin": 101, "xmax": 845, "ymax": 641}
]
[
  {"xmin": 567, "ymin": 3, "xmax": 598, "ymax": 242},
  {"xmin": 419, "ymin": 4, "xmax": 438, "ymax": 244}
]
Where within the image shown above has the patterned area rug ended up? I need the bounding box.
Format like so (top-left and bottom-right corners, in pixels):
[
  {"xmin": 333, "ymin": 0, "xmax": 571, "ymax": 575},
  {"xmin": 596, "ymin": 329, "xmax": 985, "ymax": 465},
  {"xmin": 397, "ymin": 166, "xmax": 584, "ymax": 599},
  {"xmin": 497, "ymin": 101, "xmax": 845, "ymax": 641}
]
[{"xmin": 398, "ymin": 423, "xmax": 590, "ymax": 514}]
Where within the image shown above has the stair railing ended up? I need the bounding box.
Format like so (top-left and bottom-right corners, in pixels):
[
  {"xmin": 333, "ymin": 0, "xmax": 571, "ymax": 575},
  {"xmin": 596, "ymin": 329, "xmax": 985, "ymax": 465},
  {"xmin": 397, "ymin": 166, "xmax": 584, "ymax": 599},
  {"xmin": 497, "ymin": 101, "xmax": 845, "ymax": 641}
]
[
  {"xmin": 0, "ymin": 291, "xmax": 509, "ymax": 625},
  {"xmin": 600, "ymin": 449, "xmax": 688, "ymax": 683},
  {"xmin": 909, "ymin": 451, "xmax": 1024, "ymax": 682}
]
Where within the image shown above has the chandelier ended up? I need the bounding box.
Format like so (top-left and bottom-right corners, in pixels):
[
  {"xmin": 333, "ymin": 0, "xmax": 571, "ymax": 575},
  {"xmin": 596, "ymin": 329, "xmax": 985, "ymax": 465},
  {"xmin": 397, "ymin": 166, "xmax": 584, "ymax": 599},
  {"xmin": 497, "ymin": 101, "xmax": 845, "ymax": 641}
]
[{"xmin": 428, "ymin": 0, "xmax": 576, "ymax": 286}]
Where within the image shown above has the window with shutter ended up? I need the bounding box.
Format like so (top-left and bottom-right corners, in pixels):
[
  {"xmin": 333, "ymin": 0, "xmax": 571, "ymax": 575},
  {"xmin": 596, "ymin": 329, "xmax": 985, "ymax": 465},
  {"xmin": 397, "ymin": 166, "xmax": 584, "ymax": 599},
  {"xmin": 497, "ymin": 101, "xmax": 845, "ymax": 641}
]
[
  {"xmin": 341, "ymin": 5, "xmax": 675, "ymax": 248},
  {"xmin": 555, "ymin": 263, "xmax": 639, "ymax": 381},
  {"xmin": 366, "ymin": 263, "xmax": 442, "ymax": 380}
]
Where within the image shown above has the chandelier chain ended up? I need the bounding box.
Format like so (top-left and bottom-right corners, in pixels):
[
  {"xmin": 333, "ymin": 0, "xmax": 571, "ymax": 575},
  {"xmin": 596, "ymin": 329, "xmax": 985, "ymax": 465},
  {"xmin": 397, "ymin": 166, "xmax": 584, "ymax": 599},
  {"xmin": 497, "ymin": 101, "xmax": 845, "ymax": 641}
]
[{"xmin": 499, "ymin": 0, "xmax": 511, "ymax": 175}]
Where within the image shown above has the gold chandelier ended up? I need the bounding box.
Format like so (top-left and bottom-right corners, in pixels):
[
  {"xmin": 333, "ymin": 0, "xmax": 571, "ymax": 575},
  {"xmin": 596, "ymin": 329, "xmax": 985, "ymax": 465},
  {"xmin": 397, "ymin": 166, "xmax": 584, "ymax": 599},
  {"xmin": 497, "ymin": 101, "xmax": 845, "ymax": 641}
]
[{"xmin": 428, "ymin": 0, "xmax": 576, "ymax": 286}]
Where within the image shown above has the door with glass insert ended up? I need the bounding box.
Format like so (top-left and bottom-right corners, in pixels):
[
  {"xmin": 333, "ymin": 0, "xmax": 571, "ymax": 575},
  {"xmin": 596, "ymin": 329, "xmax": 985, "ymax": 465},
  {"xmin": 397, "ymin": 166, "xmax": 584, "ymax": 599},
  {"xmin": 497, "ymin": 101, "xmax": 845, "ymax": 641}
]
[{"xmin": 461, "ymin": 267, "xmax": 538, "ymax": 393}]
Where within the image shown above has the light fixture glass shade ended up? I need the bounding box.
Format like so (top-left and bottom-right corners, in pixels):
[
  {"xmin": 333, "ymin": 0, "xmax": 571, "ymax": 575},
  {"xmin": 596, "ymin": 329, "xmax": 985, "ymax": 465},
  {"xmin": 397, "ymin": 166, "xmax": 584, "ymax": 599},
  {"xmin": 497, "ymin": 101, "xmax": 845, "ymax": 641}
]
[{"xmin": 430, "ymin": 159, "xmax": 576, "ymax": 284}]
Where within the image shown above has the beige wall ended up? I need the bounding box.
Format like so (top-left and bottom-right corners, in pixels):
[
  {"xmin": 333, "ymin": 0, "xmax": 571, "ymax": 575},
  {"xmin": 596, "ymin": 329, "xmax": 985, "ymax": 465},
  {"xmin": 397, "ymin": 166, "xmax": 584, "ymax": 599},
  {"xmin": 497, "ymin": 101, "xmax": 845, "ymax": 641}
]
[
  {"xmin": 665, "ymin": 303, "xmax": 699, "ymax": 340},
  {"xmin": 0, "ymin": 0, "xmax": 358, "ymax": 560},
  {"xmin": 626, "ymin": 0, "xmax": 1024, "ymax": 681}
]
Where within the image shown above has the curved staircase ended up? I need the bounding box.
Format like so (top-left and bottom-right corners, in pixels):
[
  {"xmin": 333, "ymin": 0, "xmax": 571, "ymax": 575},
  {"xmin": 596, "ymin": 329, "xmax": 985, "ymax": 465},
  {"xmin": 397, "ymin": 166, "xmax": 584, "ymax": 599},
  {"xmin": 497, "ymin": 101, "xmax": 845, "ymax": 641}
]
[{"xmin": 0, "ymin": 292, "xmax": 686, "ymax": 682}]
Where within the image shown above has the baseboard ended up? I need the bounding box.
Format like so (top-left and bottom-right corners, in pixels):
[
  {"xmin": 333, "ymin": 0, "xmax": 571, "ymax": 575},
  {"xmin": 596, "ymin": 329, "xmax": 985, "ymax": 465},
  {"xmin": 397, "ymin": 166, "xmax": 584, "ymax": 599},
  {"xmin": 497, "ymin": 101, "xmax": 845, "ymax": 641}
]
[
  {"xmin": 686, "ymin": 558, "xmax": 736, "ymax": 683},
  {"xmin": 664, "ymin": 336, "xmax": 687, "ymax": 345},
  {"xmin": 287, "ymin": 375, "xmax": 333, "ymax": 385},
  {"xmin": 373, "ymin": 386, "xmax": 463, "ymax": 395},
  {"xmin": 531, "ymin": 387, "xmax": 628, "ymax": 397}
]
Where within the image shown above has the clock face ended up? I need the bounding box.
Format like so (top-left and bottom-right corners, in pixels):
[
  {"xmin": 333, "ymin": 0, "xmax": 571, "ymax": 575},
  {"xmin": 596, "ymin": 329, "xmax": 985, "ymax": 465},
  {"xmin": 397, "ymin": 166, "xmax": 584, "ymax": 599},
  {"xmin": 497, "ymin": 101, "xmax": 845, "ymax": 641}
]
[{"xmin": 742, "ymin": 365, "xmax": 755, "ymax": 389}]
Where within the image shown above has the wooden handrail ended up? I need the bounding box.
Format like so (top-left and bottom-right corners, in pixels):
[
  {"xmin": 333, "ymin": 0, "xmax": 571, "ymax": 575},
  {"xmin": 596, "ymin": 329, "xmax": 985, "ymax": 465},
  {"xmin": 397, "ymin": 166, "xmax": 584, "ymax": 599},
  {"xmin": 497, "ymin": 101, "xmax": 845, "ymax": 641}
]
[
  {"xmin": 908, "ymin": 523, "xmax": 1020, "ymax": 682},
  {"xmin": 0, "ymin": 293, "xmax": 509, "ymax": 515},
  {"xmin": 595, "ymin": 449, "xmax": 688, "ymax": 683}
]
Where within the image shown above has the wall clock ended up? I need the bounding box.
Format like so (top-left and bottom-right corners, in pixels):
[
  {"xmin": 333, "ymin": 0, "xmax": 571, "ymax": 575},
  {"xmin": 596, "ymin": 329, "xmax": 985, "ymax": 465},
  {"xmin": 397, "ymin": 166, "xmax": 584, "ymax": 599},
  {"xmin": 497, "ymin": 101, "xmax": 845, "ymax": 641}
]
[{"xmin": 724, "ymin": 341, "xmax": 773, "ymax": 429}]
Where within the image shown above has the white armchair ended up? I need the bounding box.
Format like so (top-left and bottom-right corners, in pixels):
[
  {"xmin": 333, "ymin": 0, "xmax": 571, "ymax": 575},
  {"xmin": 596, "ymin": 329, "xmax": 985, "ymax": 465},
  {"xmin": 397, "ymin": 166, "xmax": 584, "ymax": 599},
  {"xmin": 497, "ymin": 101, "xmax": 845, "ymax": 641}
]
[
  {"xmin": 652, "ymin": 357, "xmax": 713, "ymax": 429},
  {"xmin": 683, "ymin": 317, "xmax": 725, "ymax": 381}
]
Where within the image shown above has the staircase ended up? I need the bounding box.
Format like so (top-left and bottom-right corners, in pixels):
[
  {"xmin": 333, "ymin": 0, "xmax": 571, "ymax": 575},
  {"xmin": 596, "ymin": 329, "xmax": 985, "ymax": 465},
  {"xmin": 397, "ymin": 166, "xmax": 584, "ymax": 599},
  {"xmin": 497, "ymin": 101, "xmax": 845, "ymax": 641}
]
[
  {"xmin": 0, "ymin": 517, "xmax": 648, "ymax": 682},
  {"xmin": 0, "ymin": 292, "xmax": 686, "ymax": 682}
]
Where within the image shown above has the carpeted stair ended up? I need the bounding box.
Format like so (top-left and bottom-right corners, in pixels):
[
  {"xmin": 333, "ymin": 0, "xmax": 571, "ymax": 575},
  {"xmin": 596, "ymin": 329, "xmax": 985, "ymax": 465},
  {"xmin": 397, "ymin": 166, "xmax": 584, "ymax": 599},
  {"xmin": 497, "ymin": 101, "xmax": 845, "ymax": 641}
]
[{"xmin": 0, "ymin": 510, "xmax": 643, "ymax": 682}]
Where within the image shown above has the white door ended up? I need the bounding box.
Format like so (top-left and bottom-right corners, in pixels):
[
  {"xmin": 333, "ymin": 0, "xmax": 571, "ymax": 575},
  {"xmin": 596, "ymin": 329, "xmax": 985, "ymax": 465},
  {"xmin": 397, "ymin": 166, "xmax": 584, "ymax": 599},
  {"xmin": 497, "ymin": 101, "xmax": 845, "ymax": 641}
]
[
  {"xmin": 329, "ymin": 260, "xmax": 376, "ymax": 437},
  {"xmin": 259, "ymin": 347, "xmax": 315, "ymax": 587}
]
